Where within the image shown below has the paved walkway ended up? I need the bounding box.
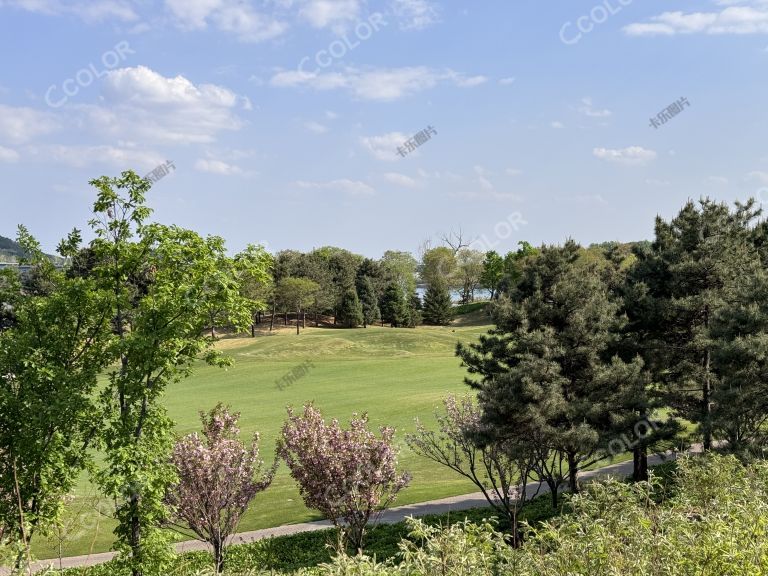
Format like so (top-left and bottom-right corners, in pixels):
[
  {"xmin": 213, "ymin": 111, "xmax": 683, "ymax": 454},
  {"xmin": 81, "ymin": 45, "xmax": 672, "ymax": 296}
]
[{"xmin": 6, "ymin": 453, "xmax": 675, "ymax": 574}]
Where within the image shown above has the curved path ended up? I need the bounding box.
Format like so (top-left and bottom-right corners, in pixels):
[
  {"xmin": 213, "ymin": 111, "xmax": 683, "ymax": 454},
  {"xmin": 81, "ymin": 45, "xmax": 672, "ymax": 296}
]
[{"xmin": 5, "ymin": 452, "xmax": 676, "ymax": 574}]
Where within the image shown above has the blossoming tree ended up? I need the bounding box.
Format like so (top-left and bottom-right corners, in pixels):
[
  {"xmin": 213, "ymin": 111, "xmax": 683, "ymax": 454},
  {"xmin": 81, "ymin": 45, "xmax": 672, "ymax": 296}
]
[
  {"xmin": 278, "ymin": 404, "xmax": 410, "ymax": 551},
  {"xmin": 167, "ymin": 404, "xmax": 275, "ymax": 573}
]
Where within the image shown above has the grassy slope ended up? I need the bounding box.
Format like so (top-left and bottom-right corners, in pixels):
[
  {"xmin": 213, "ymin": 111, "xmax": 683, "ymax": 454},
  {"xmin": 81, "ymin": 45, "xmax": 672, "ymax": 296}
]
[{"xmin": 33, "ymin": 313, "xmax": 493, "ymax": 559}]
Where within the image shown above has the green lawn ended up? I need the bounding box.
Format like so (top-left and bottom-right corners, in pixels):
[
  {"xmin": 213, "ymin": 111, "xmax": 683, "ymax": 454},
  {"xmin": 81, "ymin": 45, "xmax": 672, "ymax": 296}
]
[{"xmin": 33, "ymin": 316, "xmax": 493, "ymax": 560}]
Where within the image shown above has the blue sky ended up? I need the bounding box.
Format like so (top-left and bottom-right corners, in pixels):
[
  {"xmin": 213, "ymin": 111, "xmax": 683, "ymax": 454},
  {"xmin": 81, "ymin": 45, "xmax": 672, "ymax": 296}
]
[{"xmin": 1, "ymin": 0, "xmax": 767, "ymax": 258}]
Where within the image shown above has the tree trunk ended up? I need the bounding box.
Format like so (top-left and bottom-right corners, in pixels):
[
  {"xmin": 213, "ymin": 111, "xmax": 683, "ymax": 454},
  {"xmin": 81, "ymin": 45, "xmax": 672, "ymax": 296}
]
[
  {"xmin": 250, "ymin": 323, "xmax": 255, "ymax": 338},
  {"xmin": 213, "ymin": 538, "xmax": 224, "ymax": 574},
  {"xmin": 703, "ymin": 353, "xmax": 712, "ymax": 450},
  {"xmin": 129, "ymin": 493, "xmax": 141, "ymax": 576},
  {"xmin": 270, "ymin": 300, "xmax": 276, "ymax": 332},
  {"xmin": 284, "ymin": 311, "xmax": 288, "ymax": 326},
  {"xmin": 302, "ymin": 311, "xmax": 306, "ymax": 328},
  {"xmin": 315, "ymin": 310, "xmax": 319, "ymax": 327},
  {"xmin": 633, "ymin": 445, "xmax": 648, "ymax": 482},
  {"xmin": 296, "ymin": 307, "xmax": 300, "ymax": 335},
  {"xmin": 548, "ymin": 479, "xmax": 559, "ymax": 509},
  {"xmin": 567, "ymin": 452, "xmax": 579, "ymax": 493}
]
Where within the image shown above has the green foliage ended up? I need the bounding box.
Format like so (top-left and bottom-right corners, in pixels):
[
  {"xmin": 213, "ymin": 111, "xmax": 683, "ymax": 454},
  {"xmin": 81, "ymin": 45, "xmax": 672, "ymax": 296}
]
[
  {"xmin": 86, "ymin": 170, "xmax": 257, "ymax": 575},
  {"xmin": 479, "ymin": 251, "xmax": 503, "ymax": 299},
  {"xmin": 625, "ymin": 199, "xmax": 767, "ymax": 451},
  {"xmin": 337, "ymin": 290, "xmax": 364, "ymax": 328},
  {"xmin": 355, "ymin": 276, "xmax": 380, "ymax": 328},
  {"xmin": 0, "ymin": 230, "xmax": 113, "ymax": 569},
  {"xmin": 421, "ymin": 281, "xmax": 453, "ymax": 326},
  {"xmin": 379, "ymin": 284, "xmax": 408, "ymax": 328},
  {"xmin": 452, "ymin": 302, "xmax": 488, "ymax": 316}
]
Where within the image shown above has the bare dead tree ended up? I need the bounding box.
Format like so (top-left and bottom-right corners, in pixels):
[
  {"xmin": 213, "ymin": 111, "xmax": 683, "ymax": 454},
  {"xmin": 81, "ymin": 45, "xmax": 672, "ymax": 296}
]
[{"xmin": 440, "ymin": 228, "xmax": 471, "ymax": 255}]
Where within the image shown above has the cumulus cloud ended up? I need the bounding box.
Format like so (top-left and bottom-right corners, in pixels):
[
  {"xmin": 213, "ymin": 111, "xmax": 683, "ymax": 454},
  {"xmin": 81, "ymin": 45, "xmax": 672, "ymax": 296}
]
[
  {"xmin": 194, "ymin": 158, "xmax": 245, "ymax": 175},
  {"xmin": 0, "ymin": 0, "xmax": 138, "ymax": 22},
  {"xmin": 360, "ymin": 132, "xmax": 410, "ymax": 161},
  {"xmin": 593, "ymin": 146, "xmax": 657, "ymax": 166},
  {"xmin": 164, "ymin": 0, "xmax": 287, "ymax": 41},
  {"xmin": 0, "ymin": 104, "xmax": 59, "ymax": 144},
  {"xmin": 270, "ymin": 66, "xmax": 487, "ymax": 101},
  {"xmin": 295, "ymin": 178, "xmax": 375, "ymax": 196},
  {"xmin": 383, "ymin": 171, "xmax": 420, "ymax": 188},
  {"xmin": 297, "ymin": 0, "xmax": 361, "ymax": 30},
  {"xmin": 0, "ymin": 145, "xmax": 19, "ymax": 163},
  {"xmin": 390, "ymin": 0, "xmax": 439, "ymax": 30},
  {"xmin": 579, "ymin": 97, "xmax": 612, "ymax": 118},
  {"xmin": 84, "ymin": 66, "xmax": 249, "ymax": 144},
  {"xmin": 624, "ymin": 1, "xmax": 768, "ymax": 36},
  {"xmin": 43, "ymin": 145, "xmax": 163, "ymax": 170}
]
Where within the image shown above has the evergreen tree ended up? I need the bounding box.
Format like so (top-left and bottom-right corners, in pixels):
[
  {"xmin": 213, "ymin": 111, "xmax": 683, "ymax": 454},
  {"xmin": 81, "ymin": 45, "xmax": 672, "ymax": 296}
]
[
  {"xmin": 458, "ymin": 241, "xmax": 644, "ymax": 494},
  {"xmin": 356, "ymin": 276, "xmax": 380, "ymax": 328},
  {"xmin": 407, "ymin": 291, "xmax": 423, "ymax": 327},
  {"xmin": 338, "ymin": 289, "xmax": 364, "ymax": 328},
  {"xmin": 625, "ymin": 199, "xmax": 762, "ymax": 451},
  {"xmin": 380, "ymin": 283, "xmax": 408, "ymax": 327},
  {"xmin": 422, "ymin": 280, "xmax": 453, "ymax": 325}
]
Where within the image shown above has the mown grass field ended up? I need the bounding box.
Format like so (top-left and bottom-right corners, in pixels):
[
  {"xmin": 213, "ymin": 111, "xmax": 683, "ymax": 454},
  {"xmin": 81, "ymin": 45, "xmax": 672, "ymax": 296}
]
[{"xmin": 33, "ymin": 312, "xmax": 494, "ymax": 560}]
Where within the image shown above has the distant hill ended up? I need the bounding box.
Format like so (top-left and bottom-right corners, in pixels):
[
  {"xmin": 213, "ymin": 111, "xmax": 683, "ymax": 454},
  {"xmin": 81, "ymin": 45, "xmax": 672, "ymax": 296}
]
[
  {"xmin": 0, "ymin": 235, "xmax": 25, "ymax": 262},
  {"xmin": 0, "ymin": 234, "xmax": 64, "ymax": 264}
]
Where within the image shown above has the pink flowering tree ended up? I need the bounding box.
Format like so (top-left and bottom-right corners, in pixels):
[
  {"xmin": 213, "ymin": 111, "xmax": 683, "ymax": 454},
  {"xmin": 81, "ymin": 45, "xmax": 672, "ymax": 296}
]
[
  {"xmin": 278, "ymin": 404, "xmax": 411, "ymax": 551},
  {"xmin": 167, "ymin": 404, "xmax": 276, "ymax": 573}
]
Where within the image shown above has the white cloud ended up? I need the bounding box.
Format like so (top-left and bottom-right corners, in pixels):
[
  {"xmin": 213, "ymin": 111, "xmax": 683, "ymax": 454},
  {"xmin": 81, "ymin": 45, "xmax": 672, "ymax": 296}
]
[
  {"xmin": 390, "ymin": 0, "xmax": 439, "ymax": 30},
  {"xmin": 304, "ymin": 120, "xmax": 328, "ymax": 134},
  {"xmin": 498, "ymin": 77, "xmax": 516, "ymax": 86},
  {"xmin": 360, "ymin": 132, "xmax": 409, "ymax": 161},
  {"xmin": 295, "ymin": 178, "xmax": 375, "ymax": 196},
  {"xmin": 270, "ymin": 66, "xmax": 486, "ymax": 101},
  {"xmin": 624, "ymin": 1, "xmax": 768, "ymax": 36},
  {"xmin": 85, "ymin": 66, "xmax": 248, "ymax": 144},
  {"xmin": 164, "ymin": 0, "xmax": 287, "ymax": 42},
  {"xmin": 593, "ymin": 146, "xmax": 657, "ymax": 166},
  {"xmin": 579, "ymin": 97, "xmax": 612, "ymax": 118},
  {"xmin": 383, "ymin": 171, "xmax": 420, "ymax": 188},
  {"xmin": 298, "ymin": 0, "xmax": 361, "ymax": 30},
  {"xmin": 0, "ymin": 104, "xmax": 59, "ymax": 144},
  {"xmin": 0, "ymin": 0, "xmax": 138, "ymax": 22},
  {"xmin": 0, "ymin": 145, "xmax": 19, "ymax": 163},
  {"xmin": 44, "ymin": 145, "xmax": 163, "ymax": 170},
  {"xmin": 194, "ymin": 158, "xmax": 245, "ymax": 175}
]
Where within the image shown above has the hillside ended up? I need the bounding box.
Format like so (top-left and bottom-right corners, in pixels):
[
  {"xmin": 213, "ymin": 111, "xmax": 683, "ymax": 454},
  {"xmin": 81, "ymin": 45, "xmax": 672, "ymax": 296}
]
[{"xmin": 0, "ymin": 234, "xmax": 24, "ymax": 262}]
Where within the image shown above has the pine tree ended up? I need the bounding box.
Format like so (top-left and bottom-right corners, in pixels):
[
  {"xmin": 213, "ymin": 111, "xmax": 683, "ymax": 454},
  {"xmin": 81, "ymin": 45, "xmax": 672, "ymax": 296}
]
[
  {"xmin": 458, "ymin": 241, "xmax": 643, "ymax": 494},
  {"xmin": 380, "ymin": 283, "xmax": 408, "ymax": 327},
  {"xmin": 626, "ymin": 199, "xmax": 762, "ymax": 451},
  {"xmin": 422, "ymin": 280, "xmax": 453, "ymax": 325},
  {"xmin": 407, "ymin": 291, "xmax": 423, "ymax": 327},
  {"xmin": 356, "ymin": 276, "xmax": 380, "ymax": 328},
  {"xmin": 338, "ymin": 289, "xmax": 364, "ymax": 328}
]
